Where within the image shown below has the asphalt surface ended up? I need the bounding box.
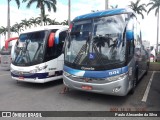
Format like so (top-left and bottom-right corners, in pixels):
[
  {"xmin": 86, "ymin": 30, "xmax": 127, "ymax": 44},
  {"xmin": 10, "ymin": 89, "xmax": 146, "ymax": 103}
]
[
  {"xmin": 146, "ymin": 71, "xmax": 160, "ymax": 111},
  {"xmin": 0, "ymin": 67, "xmax": 159, "ymax": 120}
]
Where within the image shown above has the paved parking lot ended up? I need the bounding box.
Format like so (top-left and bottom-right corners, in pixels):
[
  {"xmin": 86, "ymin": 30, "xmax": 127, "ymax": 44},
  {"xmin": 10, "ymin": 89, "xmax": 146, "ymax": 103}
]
[{"xmin": 0, "ymin": 67, "xmax": 159, "ymax": 119}]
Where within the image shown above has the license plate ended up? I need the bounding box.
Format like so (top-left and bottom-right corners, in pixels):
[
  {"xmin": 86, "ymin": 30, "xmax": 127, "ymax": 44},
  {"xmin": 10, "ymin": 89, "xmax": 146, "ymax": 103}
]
[
  {"xmin": 81, "ymin": 85, "xmax": 92, "ymax": 90},
  {"xmin": 19, "ymin": 77, "xmax": 24, "ymax": 80}
]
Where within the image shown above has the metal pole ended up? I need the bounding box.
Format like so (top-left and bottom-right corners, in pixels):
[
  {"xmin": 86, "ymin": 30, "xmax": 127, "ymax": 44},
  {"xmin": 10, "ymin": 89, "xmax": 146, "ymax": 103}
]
[
  {"xmin": 7, "ymin": 0, "xmax": 10, "ymax": 39},
  {"xmin": 68, "ymin": 0, "xmax": 71, "ymax": 26},
  {"xmin": 156, "ymin": 8, "xmax": 159, "ymax": 59},
  {"xmin": 105, "ymin": 0, "xmax": 108, "ymax": 10}
]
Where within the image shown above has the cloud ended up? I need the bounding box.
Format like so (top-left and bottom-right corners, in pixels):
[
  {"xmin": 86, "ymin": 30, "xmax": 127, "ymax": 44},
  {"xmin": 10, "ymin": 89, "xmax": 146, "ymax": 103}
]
[
  {"xmin": 0, "ymin": 4, "xmax": 39, "ymax": 27},
  {"xmin": 0, "ymin": 0, "xmax": 159, "ymax": 45}
]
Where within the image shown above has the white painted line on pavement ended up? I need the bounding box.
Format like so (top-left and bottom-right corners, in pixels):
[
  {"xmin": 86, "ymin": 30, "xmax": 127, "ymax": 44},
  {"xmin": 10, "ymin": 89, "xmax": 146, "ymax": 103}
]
[
  {"xmin": 141, "ymin": 71, "xmax": 155, "ymax": 102},
  {"xmin": 0, "ymin": 74, "xmax": 10, "ymax": 76}
]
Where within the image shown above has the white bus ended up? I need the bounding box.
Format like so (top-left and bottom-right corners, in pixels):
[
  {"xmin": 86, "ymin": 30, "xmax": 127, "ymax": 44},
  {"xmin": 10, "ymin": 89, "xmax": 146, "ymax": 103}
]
[{"xmin": 11, "ymin": 25, "xmax": 68, "ymax": 83}]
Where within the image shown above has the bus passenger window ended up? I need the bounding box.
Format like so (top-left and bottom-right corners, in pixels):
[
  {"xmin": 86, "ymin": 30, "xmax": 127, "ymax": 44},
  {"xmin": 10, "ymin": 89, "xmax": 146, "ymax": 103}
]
[{"xmin": 44, "ymin": 31, "xmax": 67, "ymax": 62}]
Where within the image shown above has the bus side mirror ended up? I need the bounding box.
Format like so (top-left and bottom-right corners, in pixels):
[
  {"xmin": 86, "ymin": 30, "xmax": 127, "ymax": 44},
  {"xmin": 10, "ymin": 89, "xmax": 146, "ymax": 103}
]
[
  {"xmin": 48, "ymin": 33, "xmax": 55, "ymax": 47},
  {"xmin": 126, "ymin": 30, "xmax": 134, "ymax": 41}
]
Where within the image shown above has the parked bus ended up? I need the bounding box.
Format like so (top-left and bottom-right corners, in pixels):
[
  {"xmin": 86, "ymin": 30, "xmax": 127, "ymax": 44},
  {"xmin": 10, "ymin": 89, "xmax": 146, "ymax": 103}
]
[
  {"xmin": 0, "ymin": 37, "xmax": 18, "ymax": 70},
  {"xmin": 63, "ymin": 8, "xmax": 149, "ymax": 96},
  {"xmin": 11, "ymin": 25, "xmax": 68, "ymax": 83}
]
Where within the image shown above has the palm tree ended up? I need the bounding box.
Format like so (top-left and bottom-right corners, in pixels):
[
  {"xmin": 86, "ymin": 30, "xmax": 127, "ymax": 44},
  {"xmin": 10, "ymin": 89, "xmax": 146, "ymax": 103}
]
[
  {"xmin": 48, "ymin": 18, "xmax": 60, "ymax": 25},
  {"xmin": 61, "ymin": 20, "xmax": 68, "ymax": 25},
  {"xmin": 110, "ymin": 5, "xmax": 118, "ymax": 9},
  {"xmin": 147, "ymin": 0, "xmax": 160, "ymax": 55},
  {"xmin": 0, "ymin": 26, "xmax": 8, "ymax": 39},
  {"xmin": 7, "ymin": 0, "xmax": 20, "ymax": 39},
  {"xmin": 43, "ymin": 14, "xmax": 52, "ymax": 26},
  {"xmin": 29, "ymin": 17, "xmax": 40, "ymax": 27},
  {"xmin": 36, "ymin": 17, "xmax": 43, "ymax": 26},
  {"xmin": 128, "ymin": 0, "xmax": 147, "ymax": 19},
  {"xmin": 21, "ymin": 19, "xmax": 31, "ymax": 29},
  {"xmin": 22, "ymin": 0, "xmax": 57, "ymax": 26},
  {"xmin": 12, "ymin": 22, "xmax": 24, "ymax": 35}
]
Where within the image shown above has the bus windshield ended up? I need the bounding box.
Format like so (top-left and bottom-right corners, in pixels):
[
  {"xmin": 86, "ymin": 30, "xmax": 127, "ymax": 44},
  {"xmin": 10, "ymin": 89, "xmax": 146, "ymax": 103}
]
[
  {"xmin": 12, "ymin": 30, "xmax": 48, "ymax": 66},
  {"xmin": 65, "ymin": 14, "xmax": 127, "ymax": 70}
]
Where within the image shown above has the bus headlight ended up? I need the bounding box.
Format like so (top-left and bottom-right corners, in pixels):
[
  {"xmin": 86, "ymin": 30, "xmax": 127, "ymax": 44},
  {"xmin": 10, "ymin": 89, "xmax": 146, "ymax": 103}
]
[
  {"xmin": 107, "ymin": 73, "xmax": 128, "ymax": 82},
  {"xmin": 63, "ymin": 71, "xmax": 71, "ymax": 77},
  {"xmin": 30, "ymin": 65, "xmax": 48, "ymax": 73},
  {"xmin": 30, "ymin": 69, "xmax": 38, "ymax": 74}
]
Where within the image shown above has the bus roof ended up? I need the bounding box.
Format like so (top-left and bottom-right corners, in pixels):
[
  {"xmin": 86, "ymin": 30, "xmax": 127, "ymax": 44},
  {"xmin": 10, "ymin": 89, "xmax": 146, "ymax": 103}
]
[
  {"xmin": 20, "ymin": 25, "xmax": 69, "ymax": 34},
  {"xmin": 73, "ymin": 8, "xmax": 135, "ymax": 21}
]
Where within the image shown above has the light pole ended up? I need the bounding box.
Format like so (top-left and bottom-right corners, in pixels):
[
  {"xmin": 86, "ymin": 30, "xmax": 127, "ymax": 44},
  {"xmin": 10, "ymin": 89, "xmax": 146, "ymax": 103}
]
[
  {"xmin": 68, "ymin": 0, "xmax": 71, "ymax": 26},
  {"xmin": 105, "ymin": 0, "xmax": 108, "ymax": 10},
  {"xmin": 156, "ymin": 9, "xmax": 159, "ymax": 57},
  {"xmin": 7, "ymin": 0, "xmax": 11, "ymax": 39}
]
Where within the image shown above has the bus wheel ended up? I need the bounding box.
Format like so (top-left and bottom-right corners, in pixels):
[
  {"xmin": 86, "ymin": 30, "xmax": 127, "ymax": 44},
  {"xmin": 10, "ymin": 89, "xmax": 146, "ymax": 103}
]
[
  {"xmin": 145, "ymin": 64, "xmax": 149, "ymax": 75},
  {"xmin": 129, "ymin": 72, "xmax": 138, "ymax": 95}
]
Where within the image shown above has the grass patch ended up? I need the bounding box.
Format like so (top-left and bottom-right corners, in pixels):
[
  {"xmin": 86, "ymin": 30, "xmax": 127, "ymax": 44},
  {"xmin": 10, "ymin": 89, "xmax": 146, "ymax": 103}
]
[{"xmin": 150, "ymin": 62, "xmax": 160, "ymax": 64}]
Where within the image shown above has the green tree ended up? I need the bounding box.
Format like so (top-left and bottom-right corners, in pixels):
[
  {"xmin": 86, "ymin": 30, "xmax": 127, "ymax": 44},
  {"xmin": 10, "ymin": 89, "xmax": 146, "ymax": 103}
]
[
  {"xmin": 0, "ymin": 26, "xmax": 8, "ymax": 39},
  {"xmin": 22, "ymin": 0, "xmax": 57, "ymax": 26},
  {"xmin": 147, "ymin": 0, "xmax": 160, "ymax": 55},
  {"xmin": 48, "ymin": 18, "xmax": 60, "ymax": 25},
  {"xmin": 7, "ymin": 0, "xmax": 20, "ymax": 39},
  {"xmin": 110, "ymin": 5, "xmax": 118, "ymax": 9},
  {"xmin": 43, "ymin": 14, "xmax": 52, "ymax": 26},
  {"xmin": 12, "ymin": 22, "xmax": 24, "ymax": 35},
  {"xmin": 29, "ymin": 17, "xmax": 40, "ymax": 27},
  {"xmin": 61, "ymin": 20, "xmax": 68, "ymax": 25},
  {"xmin": 128, "ymin": 0, "xmax": 147, "ymax": 19},
  {"xmin": 21, "ymin": 19, "xmax": 31, "ymax": 29}
]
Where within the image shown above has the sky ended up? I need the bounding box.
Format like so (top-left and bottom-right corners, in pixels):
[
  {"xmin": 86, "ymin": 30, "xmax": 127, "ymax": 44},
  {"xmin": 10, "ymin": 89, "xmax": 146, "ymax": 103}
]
[{"xmin": 0, "ymin": 0, "xmax": 158, "ymax": 46}]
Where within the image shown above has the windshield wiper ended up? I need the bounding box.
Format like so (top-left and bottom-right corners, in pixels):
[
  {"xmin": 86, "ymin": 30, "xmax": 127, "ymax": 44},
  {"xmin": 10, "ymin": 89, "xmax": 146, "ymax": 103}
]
[
  {"xmin": 73, "ymin": 44, "xmax": 87, "ymax": 64},
  {"xmin": 73, "ymin": 32, "xmax": 91, "ymax": 64}
]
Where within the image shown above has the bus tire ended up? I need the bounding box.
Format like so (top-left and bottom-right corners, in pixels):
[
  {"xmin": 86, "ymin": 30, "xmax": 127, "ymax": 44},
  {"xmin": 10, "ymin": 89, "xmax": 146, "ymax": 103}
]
[
  {"xmin": 145, "ymin": 63, "xmax": 149, "ymax": 75},
  {"xmin": 129, "ymin": 70, "xmax": 138, "ymax": 95}
]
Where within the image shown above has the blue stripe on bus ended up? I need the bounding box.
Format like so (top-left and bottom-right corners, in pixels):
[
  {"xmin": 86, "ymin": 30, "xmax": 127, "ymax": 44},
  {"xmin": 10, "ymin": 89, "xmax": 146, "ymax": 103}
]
[
  {"xmin": 11, "ymin": 71, "xmax": 63, "ymax": 79},
  {"xmin": 63, "ymin": 66, "xmax": 85, "ymax": 76},
  {"xmin": 64, "ymin": 66, "xmax": 128, "ymax": 78},
  {"xmin": 73, "ymin": 8, "xmax": 133, "ymax": 21},
  {"xmin": 11, "ymin": 72, "xmax": 48, "ymax": 79}
]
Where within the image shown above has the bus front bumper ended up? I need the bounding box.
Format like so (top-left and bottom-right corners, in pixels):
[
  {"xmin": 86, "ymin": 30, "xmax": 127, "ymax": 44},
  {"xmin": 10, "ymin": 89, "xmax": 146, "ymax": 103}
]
[
  {"xmin": 11, "ymin": 76, "xmax": 46, "ymax": 83},
  {"xmin": 63, "ymin": 74, "xmax": 130, "ymax": 96}
]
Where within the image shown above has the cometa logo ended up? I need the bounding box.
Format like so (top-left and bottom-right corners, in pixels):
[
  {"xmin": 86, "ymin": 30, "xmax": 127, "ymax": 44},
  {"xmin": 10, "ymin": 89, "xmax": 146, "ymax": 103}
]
[{"xmin": 81, "ymin": 67, "xmax": 95, "ymax": 70}]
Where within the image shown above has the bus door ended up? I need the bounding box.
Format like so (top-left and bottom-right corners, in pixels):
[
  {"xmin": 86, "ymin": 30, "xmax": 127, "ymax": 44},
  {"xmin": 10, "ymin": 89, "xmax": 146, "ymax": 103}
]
[
  {"xmin": 134, "ymin": 46, "xmax": 143, "ymax": 77},
  {"xmin": 141, "ymin": 46, "xmax": 148, "ymax": 72},
  {"xmin": 56, "ymin": 31, "xmax": 67, "ymax": 69}
]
